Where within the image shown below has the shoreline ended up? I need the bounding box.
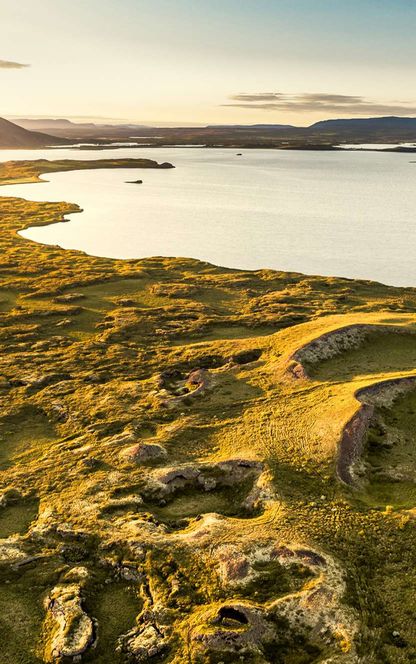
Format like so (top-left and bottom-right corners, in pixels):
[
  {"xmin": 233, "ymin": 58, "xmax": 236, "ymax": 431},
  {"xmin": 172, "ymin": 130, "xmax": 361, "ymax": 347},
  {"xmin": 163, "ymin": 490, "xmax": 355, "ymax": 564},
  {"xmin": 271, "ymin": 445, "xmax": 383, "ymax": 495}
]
[
  {"xmin": 2, "ymin": 143, "xmax": 416, "ymax": 153},
  {"xmin": 1, "ymin": 155, "xmax": 415, "ymax": 289}
]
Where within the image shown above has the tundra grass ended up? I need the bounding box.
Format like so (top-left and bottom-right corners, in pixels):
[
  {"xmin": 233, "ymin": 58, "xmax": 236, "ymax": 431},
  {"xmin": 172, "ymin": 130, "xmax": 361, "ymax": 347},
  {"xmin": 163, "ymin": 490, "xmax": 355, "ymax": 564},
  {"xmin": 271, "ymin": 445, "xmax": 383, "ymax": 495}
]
[{"xmin": 0, "ymin": 162, "xmax": 415, "ymax": 662}]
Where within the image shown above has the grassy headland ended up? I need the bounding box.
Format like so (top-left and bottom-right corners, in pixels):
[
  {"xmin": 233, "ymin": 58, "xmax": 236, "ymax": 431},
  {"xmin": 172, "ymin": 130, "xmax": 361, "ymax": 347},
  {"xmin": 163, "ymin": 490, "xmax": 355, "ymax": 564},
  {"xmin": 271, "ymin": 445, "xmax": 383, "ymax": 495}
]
[
  {"xmin": 0, "ymin": 158, "xmax": 174, "ymax": 186},
  {"xmin": 0, "ymin": 160, "xmax": 415, "ymax": 662}
]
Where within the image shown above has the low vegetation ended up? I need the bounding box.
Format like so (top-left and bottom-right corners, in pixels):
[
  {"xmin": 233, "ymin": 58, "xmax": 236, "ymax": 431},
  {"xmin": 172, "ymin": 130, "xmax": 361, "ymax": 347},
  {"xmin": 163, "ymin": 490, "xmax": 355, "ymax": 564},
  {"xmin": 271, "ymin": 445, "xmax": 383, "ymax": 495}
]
[{"xmin": 0, "ymin": 159, "xmax": 415, "ymax": 662}]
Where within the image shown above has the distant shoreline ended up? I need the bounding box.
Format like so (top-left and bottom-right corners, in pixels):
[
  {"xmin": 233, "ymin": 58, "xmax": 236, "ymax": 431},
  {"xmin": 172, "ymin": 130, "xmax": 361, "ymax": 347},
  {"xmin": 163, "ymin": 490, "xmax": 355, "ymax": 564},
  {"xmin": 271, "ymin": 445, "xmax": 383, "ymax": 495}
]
[{"xmin": 1, "ymin": 142, "xmax": 416, "ymax": 153}]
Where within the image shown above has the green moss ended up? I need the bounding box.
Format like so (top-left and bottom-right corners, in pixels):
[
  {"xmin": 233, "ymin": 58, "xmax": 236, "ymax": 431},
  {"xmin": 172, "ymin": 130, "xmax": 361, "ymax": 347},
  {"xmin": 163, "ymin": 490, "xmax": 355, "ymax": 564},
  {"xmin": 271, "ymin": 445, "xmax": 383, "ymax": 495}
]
[
  {"xmin": 84, "ymin": 583, "xmax": 142, "ymax": 663},
  {"xmin": 0, "ymin": 583, "xmax": 44, "ymax": 663},
  {"xmin": 0, "ymin": 499, "xmax": 39, "ymax": 538}
]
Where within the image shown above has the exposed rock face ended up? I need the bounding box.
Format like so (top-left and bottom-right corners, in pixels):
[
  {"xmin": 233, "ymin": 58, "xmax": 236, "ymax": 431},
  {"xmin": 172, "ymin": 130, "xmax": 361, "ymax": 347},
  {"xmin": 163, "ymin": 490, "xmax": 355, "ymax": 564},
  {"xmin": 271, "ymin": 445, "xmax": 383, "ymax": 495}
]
[
  {"xmin": 337, "ymin": 404, "xmax": 375, "ymax": 485},
  {"xmin": 337, "ymin": 375, "xmax": 416, "ymax": 485},
  {"xmin": 153, "ymin": 464, "xmax": 200, "ymax": 491},
  {"xmin": 355, "ymin": 375, "xmax": 416, "ymax": 408},
  {"xmin": 216, "ymin": 544, "xmax": 253, "ymax": 584},
  {"xmin": 243, "ymin": 469, "xmax": 277, "ymax": 511},
  {"xmin": 43, "ymin": 580, "xmax": 94, "ymax": 662},
  {"xmin": 289, "ymin": 324, "xmax": 412, "ymax": 378},
  {"xmin": 150, "ymin": 459, "xmax": 264, "ymax": 499}
]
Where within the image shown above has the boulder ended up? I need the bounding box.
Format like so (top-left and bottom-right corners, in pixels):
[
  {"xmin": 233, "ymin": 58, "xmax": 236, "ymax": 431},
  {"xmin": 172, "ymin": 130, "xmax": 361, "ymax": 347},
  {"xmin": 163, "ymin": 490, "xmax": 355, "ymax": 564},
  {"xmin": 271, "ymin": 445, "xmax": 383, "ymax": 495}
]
[{"xmin": 120, "ymin": 442, "xmax": 167, "ymax": 464}]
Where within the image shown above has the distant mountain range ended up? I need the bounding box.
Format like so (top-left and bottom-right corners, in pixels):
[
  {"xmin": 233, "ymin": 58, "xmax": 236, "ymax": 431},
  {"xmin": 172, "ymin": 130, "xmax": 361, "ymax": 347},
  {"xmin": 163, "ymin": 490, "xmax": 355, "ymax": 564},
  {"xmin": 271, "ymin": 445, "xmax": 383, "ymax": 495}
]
[
  {"xmin": 208, "ymin": 123, "xmax": 296, "ymax": 130},
  {"xmin": 10, "ymin": 118, "xmax": 150, "ymax": 139},
  {"xmin": 12, "ymin": 115, "xmax": 416, "ymax": 135},
  {"xmin": 13, "ymin": 118, "xmax": 96, "ymax": 129},
  {"xmin": 1, "ymin": 115, "xmax": 416, "ymax": 149},
  {"xmin": 0, "ymin": 117, "xmax": 70, "ymax": 148}
]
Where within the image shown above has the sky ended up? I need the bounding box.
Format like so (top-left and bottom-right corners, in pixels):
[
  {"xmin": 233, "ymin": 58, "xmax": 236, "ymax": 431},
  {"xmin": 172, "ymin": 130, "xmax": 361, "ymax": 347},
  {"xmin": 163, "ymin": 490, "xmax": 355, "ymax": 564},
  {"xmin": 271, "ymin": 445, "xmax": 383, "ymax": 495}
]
[{"xmin": 1, "ymin": 0, "xmax": 416, "ymax": 126}]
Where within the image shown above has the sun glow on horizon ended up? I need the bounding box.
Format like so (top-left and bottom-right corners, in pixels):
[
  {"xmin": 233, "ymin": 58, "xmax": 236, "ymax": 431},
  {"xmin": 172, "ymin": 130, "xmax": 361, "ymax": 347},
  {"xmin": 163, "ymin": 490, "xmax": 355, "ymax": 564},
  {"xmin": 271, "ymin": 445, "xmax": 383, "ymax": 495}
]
[{"xmin": 2, "ymin": 0, "xmax": 416, "ymax": 125}]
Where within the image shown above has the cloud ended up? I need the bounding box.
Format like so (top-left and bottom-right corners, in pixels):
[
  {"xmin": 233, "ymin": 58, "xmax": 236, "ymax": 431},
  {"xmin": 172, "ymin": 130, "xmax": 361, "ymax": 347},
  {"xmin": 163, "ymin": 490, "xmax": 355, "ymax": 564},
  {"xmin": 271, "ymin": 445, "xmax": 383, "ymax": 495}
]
[
  {"xmin": 223, "ymin": 92, "xmax": 416, "ymax": 116},
  {"xmin": 0, "ymin": 59, "xmax": 29, "ymax": 69}
]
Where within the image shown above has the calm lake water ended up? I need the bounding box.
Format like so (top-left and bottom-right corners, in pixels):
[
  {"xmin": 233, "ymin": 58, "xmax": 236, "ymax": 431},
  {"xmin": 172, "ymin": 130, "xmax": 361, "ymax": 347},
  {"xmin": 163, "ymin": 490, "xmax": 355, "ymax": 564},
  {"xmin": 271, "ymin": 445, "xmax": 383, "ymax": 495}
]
[{"xmin": 0, "ymin": 146, "xmax": 415, "ymax": 287}]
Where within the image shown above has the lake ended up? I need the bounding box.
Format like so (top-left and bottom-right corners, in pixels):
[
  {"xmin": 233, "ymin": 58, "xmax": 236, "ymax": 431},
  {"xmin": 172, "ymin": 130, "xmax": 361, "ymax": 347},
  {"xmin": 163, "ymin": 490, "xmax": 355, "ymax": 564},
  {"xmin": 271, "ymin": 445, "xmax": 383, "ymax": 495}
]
[{"xmin": 0, "ymin": 146, "xmax": 415, "ymax": 287}]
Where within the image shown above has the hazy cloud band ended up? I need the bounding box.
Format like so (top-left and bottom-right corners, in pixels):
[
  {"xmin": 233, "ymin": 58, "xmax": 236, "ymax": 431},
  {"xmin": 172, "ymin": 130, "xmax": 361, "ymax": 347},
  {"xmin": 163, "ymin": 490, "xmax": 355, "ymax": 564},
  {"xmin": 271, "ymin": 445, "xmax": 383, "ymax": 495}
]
[
  {"xmin": 0, "ymin": 59, "xmax": 29, "ymax": 69},
  {"xmin": 223, "ymin": 92, "xmax": 416, "ymax": 115}
]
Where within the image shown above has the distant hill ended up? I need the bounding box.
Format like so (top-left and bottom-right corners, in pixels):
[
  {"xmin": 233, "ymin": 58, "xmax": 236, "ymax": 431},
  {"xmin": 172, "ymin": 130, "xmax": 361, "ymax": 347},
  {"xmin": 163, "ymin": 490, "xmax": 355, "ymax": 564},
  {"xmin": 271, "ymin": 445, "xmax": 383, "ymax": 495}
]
[
  {"xmin": 309, "ymin": 116, "xmax": 416, "ymax": 135},
  {"xmin": 12, "ymin": 118, "xmax": 86, "ymax": 130},
  {"xmin": 208, "ymin": 124, "xmax": 296, "ymax": 129},
  {"xmin": 0, "ymin": 117, "xmax": 70, "ymax": 148},
  {"xmin": 10, "ymin": 118, "xmax": 149, "ymax": 139},
  {"xmin": 12, "ymin": 118, "xmax": 149, "ymax": 131}
]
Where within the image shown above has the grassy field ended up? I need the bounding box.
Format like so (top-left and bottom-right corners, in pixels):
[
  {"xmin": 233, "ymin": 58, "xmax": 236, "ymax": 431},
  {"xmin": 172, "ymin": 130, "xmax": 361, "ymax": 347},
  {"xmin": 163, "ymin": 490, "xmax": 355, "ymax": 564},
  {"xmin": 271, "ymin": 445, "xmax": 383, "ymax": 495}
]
[{"xmin": 0, "ymin": 161, "xmax": 415, "ymax": 662}]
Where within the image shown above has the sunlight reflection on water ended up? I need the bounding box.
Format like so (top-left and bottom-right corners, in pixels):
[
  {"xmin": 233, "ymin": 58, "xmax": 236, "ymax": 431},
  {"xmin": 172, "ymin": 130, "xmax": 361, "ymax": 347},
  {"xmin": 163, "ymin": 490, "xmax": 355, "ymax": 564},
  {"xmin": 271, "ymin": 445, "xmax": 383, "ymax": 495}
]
[{"xmin": 1, "ymin": 146, "xmax": 415, "ymax": 286}]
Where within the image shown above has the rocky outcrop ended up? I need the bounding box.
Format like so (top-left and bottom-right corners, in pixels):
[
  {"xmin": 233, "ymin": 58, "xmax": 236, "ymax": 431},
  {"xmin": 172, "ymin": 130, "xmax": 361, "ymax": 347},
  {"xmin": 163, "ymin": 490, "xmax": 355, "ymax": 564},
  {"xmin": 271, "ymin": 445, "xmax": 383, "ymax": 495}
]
[
  {"xmin": 288, "ymin": 324, "xmax": 411, "ymax": 378},
  {"xmin": 215, "ymin": 541, "xmax": 326, "ymax": 589},
  {"xmin": 337, "ymin": 375, "xmax": 416, "ymax": 485},
  {"xmin": 337, "ymin": 404, "xmax": 375, "ymax": 485},
  {"xmin": 119, "ymin": 442, "xmax": 167, "ymax": 464},
  {"xmin": 355, "ymin": 375, "xmax": 416, "ymax": 407},
  {"xmin": 0, "ymin": 539, "xmax": 30, "ymax": 567},
  {"xmin": 43, "ymin": 577, "xmax": 94, "ymax": 662},
  {"xmin": 160, "ymin": 367, "xmax": 212, "ymax": 407},
  {"xmin": 207, "ymin": 541, "xmax": 357, "ymax": 662},
  {"xmin": 191, "ymin": 602, "xmax": 276, "ymax": 660},
  {"xmin": 121, "ymin": 619, "xmax": 169, "ymax": 662},
  {"xmin": 149, "ymin": 459, "xmax": 264, "ymax": 499},
  {"xmin": 243, "ymin": 469, "xmax": 277, "ymax": 511}
]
